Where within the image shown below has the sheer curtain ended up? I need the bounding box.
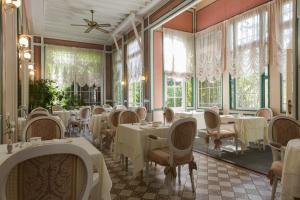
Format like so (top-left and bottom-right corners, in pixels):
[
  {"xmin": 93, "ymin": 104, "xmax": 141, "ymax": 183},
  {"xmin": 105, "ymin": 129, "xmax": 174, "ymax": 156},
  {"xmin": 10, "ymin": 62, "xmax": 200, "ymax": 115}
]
[
  {"xmin": 113, "ymin": 50, "xmax": 123, "ymax": 104},
  {"xmin": 226, "ymin": 4, "xmax": 269, "ymax": 78},
  {"xmin": 127, "ymin": 38, "xmax": 142, "ymax": 83},
  {"xmin": 196, "ymin": 23, "xmax": 225, "ymax": 81},
  {"xmin": 45, "ymin": 45, "xmax": 104, "ymax": 87},
  {"xmin": 163, "ymin": 28, "xmax": 194, "ymax": 79},
  {"xmin": 270, "ymin": 0, "xmax": 294, "ymax": 73}
]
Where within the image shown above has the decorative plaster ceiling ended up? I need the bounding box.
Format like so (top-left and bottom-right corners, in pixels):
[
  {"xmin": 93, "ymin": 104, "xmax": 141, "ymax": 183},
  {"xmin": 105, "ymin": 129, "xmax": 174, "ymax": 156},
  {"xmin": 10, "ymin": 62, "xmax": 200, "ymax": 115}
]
[{"xmin": 26, "ymin": 0, "xmax": 153, "ymax": 44}]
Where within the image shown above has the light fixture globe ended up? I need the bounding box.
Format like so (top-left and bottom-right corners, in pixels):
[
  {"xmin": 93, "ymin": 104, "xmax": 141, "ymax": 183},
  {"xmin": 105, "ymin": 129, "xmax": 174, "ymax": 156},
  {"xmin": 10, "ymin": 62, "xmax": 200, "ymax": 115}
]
[
  {"xmin": 23, "ymin": 51, "xmax": 31, "ymax": 60},
  {"xmin": 19, "ymin": 35, "xmax": 29, "ymax": 48},
  {"xmin": 5, "ymin": 0, "xmax": 22, "ymax": 8}
]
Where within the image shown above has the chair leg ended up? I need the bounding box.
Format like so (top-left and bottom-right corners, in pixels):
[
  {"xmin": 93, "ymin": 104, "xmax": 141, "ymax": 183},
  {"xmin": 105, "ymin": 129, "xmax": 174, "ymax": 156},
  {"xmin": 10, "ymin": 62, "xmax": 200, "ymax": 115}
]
[
  {"xmin": 189, "ymin": 165, "xmax": 195, "ymax": 193},
  {"xmin": 178, "ymin": 166, "xmax": 181, "ymax": 185},
  {"xmin": 271, "ymin": 176, "xmax": 278, "ymax": 200}
]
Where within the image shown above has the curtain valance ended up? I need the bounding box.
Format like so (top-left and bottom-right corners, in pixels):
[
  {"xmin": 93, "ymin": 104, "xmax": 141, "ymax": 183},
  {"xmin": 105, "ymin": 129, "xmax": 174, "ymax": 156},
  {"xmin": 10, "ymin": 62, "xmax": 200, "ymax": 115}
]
[
  {"xmin": 196, "ymin": 23, "xmax": 225, "ymax": 81},
  {"xmin": 163, "ymin": 28, "xmax": 194, "ymax": 80},
  {"xmin": 45, "ymin": 45, "xmax": 104, "ymax": 87},
  {"xmin": 127, "ymin": 38, "xmax": 143, "ymax": 83}
]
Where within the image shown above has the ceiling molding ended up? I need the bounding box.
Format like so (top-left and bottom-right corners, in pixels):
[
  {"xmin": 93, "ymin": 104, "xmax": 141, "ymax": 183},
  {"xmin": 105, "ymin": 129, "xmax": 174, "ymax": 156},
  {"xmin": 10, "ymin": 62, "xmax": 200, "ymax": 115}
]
[{"xmin": 196, "ymin": 0, "xmax": 217, "ymax": 11}]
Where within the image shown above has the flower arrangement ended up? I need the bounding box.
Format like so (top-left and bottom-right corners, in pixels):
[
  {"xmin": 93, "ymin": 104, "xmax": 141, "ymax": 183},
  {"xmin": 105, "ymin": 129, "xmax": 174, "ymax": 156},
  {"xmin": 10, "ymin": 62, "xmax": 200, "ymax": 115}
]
[{"xmin": 5, "ymin": 114, "xmax": 15, "ymax": 141}]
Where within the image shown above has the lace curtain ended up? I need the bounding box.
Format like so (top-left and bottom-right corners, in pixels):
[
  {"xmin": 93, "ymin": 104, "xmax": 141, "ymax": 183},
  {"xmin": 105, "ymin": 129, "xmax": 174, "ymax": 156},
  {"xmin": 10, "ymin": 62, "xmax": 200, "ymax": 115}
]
[
  {"xmin": 270, "ymin": 0, "xmax": 294, "ymax": 73},
  {"xmin": 113, "ymin": 50, "xmax": 123, "ymax": 103},
  {"xmin": 226, "ymin": 4, "xmax": 269, "ymax": 78},
  {"xmin": 45, "ymin": 45, "xmax": 104, "ymax": 87},
  {"xmin": 163, "ymin": 28, "xmax": 194, "ymax": 80},
  {"xmin": 127, "ymin": 38, "xmax": 142, "ymax": 83},
  {"xmin": 196, "ymin": 23, "xmax": 225, "ymax": 81}
]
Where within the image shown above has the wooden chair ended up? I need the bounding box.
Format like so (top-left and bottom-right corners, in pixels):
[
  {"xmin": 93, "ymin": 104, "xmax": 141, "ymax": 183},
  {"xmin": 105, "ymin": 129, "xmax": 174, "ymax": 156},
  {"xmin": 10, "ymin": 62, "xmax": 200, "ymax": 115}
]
[
  {"xmin": 256, "ymin": 108, "xmax": 273, "ymax": 123},
  {"xmin": 52, "ymin": 105, "xmax": 63, "ymax": 112},
  {"xmin": 27, "ymin": 111, "xmax": 50, "ymax": 121},
  {"xmin": 148, "ymin": 118, "xmax": 197, "ymax": 192},
  {"xmin": 113, "ymin": 105, "xmax": 127, "ymax": 110},
  {"xmin": 210, "ymin": 106, "xmax": 220, "ymax": 114},
  {"xmin": 0, "ymin": 143, "xmax": 95, "ymax": 200},
  {"xmin": 136, "ymin": 106, "xmax": 147, "ymax": 121},
  {"xmin": 119, "ymin": 110, "xmax": 140, "ymax": 124},
  {"xmin": 69, "ymin": 107, "xmax": 91, "ymax": 136},
  {"xmin": 163, "ymin": 107, "xmax": 174, "ymax": 124},
  {"xmin": 31, "ymin": 107, "xmax": 49, "ymax": 113},
  {"xmin": 23, "ymin": 116, "xmax": 65, "ymax": 141},
  {"xmin": 204, "ymin": 109, "xmax": 239, "ymax": 156},
  {"xmin": 93, "ymin": 106, "xmax": 106, "ymax": 115},
  {"xmin": 267, "ymin": 116, "xmax": 300, "ymax": 200}
]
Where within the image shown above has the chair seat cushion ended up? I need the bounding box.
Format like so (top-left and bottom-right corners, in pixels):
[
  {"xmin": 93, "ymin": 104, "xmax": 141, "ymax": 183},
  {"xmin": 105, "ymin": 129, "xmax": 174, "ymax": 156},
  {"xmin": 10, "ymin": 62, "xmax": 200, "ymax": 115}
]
[
  {"xmin": 148, "ymin": 147, "xmax": 193, "ymax": 166},
  {"xmin": 207, "ymin": 129, "xmax": 236, "ymax": 139}
]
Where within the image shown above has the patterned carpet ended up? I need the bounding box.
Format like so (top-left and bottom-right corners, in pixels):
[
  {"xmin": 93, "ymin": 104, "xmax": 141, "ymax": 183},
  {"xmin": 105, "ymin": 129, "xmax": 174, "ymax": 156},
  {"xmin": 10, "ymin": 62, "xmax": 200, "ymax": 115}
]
[{"xmin": 102, "ymin": 150, "xmax": 282, "ymax": 200}]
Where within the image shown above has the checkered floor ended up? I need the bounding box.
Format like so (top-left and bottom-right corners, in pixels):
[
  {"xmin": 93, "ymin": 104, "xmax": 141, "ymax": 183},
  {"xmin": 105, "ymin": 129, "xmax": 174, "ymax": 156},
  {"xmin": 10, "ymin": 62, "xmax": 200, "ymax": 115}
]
[{"xmin": 103, "ymin": 151, "xmax": 282, "ymax": 200}]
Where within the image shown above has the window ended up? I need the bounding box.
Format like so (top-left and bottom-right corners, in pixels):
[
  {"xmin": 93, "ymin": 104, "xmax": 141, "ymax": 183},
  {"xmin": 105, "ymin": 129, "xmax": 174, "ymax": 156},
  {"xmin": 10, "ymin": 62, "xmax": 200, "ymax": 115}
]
[
  {"xmin": 112, "ymin": 50, "xmax": 123, "ymax": 105},
  {"xmin": 227, "ymin": 5, "xmax": 269, "ymax": 110},
  {"xmin": 198, "ymin": 79, "xmax": 222, "ymax": 108},
  {"xmin": 45, "ymin": 45, "xmax": 103, "ymax": 106},
  {"xmin": 127, "ymin": 38, "xmax": 143, "ymax": 107}
]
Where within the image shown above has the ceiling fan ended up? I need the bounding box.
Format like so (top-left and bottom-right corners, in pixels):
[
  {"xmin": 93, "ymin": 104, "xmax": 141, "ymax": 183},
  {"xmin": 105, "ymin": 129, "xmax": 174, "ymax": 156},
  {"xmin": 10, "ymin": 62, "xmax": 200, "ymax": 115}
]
[{"xmin": 71, "ymin": 10, "xmax": 111, "ymax": 33}]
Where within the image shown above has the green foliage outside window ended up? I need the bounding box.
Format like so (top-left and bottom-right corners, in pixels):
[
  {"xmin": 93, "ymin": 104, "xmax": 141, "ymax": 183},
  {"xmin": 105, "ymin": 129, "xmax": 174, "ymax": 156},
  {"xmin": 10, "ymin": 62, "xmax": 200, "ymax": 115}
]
[
  {"xmin": 129, "ymin": 81, "xmax": 142, "ymax": 107},
  {"xmin": 198, "ymin": 79, "xmax": 222, "ymax": 108}
]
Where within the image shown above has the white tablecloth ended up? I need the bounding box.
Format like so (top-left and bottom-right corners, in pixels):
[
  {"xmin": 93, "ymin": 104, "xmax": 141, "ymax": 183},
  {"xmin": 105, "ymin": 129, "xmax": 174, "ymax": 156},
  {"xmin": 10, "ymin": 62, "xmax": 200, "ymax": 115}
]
[
  {"xmin": 17, "ymin": 117, "xmax": 26, "ymax": 141},
  {"xmin": 281, "ymin": 139, "xmax": 300, "ymax": 200},
  {"xmin": 0, "ymin": 137, "xmax": 112, "ymax": 200},
  {"xmin": 175, "ymin": 111, "xmax": 206, "ymax": 130},
  {"xmin": 53, "ymin": 110, "xmax": 71, "ymax": 127},
  {"xmin": 220, "ymin": 115, "xmax": 268, "ymax": 149},
  {"xmin": 114, "ymin": 123, "xmax": 169, "ymax": 176},
  {"xmin": 90, "ymin": 113, "xmax": 109, "ymax": 138}
]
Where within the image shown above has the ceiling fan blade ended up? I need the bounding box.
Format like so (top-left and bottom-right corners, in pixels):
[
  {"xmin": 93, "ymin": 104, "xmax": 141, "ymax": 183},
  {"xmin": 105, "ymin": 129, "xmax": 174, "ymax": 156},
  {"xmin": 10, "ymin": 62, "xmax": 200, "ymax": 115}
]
[
  {"xmin": 96, "ymin": 27, "xmax": 109, "ymax": 34},
  {"xmin": 83, "ymin": 19, "xmax": 91, "ymax": 24},
  {"xmin": 84, "ymin": 26, "xmax": 94, "ymax": 33},
  {"xmin": 97, "ymin": 23, "xmax": 111, "ymax": 27},
  {"xmin": 71, "ymin": 24, "xmax": 87, "ymax": 26}
]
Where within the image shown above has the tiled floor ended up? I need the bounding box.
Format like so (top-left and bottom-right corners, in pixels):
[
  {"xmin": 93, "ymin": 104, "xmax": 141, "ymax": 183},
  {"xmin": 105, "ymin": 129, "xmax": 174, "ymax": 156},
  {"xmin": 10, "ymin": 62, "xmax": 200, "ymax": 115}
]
[{"xmin": 103, "ymin": 151, "xmax": 282, "ymax": 200}]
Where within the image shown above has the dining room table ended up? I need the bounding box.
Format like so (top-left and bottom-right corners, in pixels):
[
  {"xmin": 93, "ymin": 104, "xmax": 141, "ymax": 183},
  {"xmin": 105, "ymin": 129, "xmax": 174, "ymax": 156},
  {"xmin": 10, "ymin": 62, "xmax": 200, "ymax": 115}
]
[
  {"xmin": 175, "ymin": 111, "xmax": 206, "ymax": 130},
  {"xmin": 281, "ymin": 138, "xmax": 300, "ymax": 200},
  {"xmin": 220, "ymin": 115, "xmax": 268, "ymax": 151},
  {"xmin": 114, "ymin": 122, "xmax": 170, "ymax": 176},
  {"xmin": 0, "ymin": 137, "xmax": 112, "ymax": 200},
  {"xmin": 90, "ymin": 113, "xmax": 110, "ymax": 145}
]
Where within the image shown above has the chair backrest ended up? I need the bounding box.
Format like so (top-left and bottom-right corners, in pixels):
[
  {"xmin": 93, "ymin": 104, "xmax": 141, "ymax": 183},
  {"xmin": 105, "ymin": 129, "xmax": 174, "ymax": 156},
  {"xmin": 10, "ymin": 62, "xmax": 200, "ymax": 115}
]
[
  {"xmin": 108, "ymin": 110, "xmax": 123, "ymax": 129},
  {"xmin": 256, "ymin": 108, "xmax": 273, "ymax": 121},
  {"xmin": 93, "ymin": 106, "xmax": 106, "ymax": 115},
  {"xmin": 204, "ymin": 109, "xmax": 221, "ymax": 133},
  {"xmin": 23, "ymin": 116, "xmax": 64, "ymax": 141},
  {"xmin": 269, "ymin": 116, "xmax": 300, "ymax": 147},
  {"xmin": 164, "ymin": 107, "xmax": 174, "ymax": 123},
  {"xmin": 0, "ymin": 143, "xmax": 92, "ymax": 200},
  {"xmin": 168, "ymin": 118, "xmax": 197, "ymax": 165},
  {"xmin": 52, "ymin": 105, "xmax": 63, "ymax": 112},
  {"xmin": 136, "ymin": 107, "xmax": 147, "ymax": 120},
  {"xmin": 27, "ymin": 111, "xmax": 50, "ymax": 121},
  {"xmin": 119, "ymin": 110, "xmax": 140, "ymax": 124},
  {"xmin": 209, "ymin": 106, "xmax": 219, "ymax": 114},
  {"xmin": 31, "ymin": 107, "xmax": 48, "ymax": 113},
  {"xmin": 103, "ymin": 104, "xmax": 112, "ymax": 109},
  {"xmin": 113, "ymin": 105, "xmax": 127, "ymax": 110},
  {"xmin": 80, "ymin": 107, "xmax": 91, "ymax": 120}
]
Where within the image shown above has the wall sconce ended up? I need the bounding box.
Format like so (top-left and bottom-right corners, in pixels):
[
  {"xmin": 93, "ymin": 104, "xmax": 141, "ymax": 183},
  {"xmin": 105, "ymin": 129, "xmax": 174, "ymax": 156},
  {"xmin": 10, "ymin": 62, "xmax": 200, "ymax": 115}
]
[
  {"xmin": 18, "ymin": 35, "xmax": 29, "ymax": 49},
  {"xmin": 28, "ymin": 63, "xmax": 34, "ymax": 70},
  {"xmin": 23, "ymin": 50, "xmax": 31, "ymax": 60},
  {"xmin": 140, "ymin": 76, "xmax": 146, "ymax": 81},
  {"xmin": 5, "ymin": 0, "xmax": 22, "ymax": 9}
]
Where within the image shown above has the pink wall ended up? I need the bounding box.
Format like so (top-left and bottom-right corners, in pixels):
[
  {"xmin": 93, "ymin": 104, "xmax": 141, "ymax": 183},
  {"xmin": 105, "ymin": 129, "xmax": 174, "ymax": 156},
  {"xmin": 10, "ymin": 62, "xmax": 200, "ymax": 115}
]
[
  {"xmin": 197, "ymin": 0, "xmax": 270, "ymax": 31},
  {"xmin": 164, "ymin": 11, "xmax": 193, "ymax": 32},
  {"xmin": 153, "ymin": 31, "xmax": 163, "ymax": 109}
]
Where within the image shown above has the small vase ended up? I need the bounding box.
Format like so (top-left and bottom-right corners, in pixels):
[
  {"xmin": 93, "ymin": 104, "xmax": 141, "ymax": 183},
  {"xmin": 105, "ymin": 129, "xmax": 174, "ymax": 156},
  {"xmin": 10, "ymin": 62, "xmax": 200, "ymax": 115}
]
[{"xmin": 7, "ymin": 140, "xmax": 13, "ymax": 154}]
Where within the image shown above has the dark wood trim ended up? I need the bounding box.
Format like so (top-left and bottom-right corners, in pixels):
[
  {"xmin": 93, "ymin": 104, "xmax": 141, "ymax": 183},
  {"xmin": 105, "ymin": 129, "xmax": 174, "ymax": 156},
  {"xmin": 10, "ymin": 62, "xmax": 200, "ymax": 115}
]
[
  {"xmin": 44, "ymin": 38, "xmax": 105, "ymax": 50},
  {"xmin": 33, "ymin": 45, "xmax": 41, "ymax": 80},
  {"xmin": 33, "ymin": 36, "xmax": 41, "ymax": 43}
]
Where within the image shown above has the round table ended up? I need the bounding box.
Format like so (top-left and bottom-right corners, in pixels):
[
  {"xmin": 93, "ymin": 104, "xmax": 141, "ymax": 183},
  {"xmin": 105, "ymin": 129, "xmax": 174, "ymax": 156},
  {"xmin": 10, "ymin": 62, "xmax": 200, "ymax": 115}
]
[{"xmin": 281, "ymin": 139, "xmax": 300, "ymax": 199}]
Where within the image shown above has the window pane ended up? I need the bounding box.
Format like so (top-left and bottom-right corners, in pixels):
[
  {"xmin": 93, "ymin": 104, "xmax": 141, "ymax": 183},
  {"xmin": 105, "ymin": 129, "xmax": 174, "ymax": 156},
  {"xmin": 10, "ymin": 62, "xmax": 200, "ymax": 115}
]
[
  {"xmin": 186, "ymin": 79, "xmax": 193, "ymax": 107},
  {"xmin": 198, "ymin": 79, "xmax": 222, "ymax": 108}
]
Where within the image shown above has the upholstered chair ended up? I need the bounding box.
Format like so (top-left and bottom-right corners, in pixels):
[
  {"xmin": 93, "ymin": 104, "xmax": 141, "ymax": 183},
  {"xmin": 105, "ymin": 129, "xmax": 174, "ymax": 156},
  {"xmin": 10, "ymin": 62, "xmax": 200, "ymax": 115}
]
[
  {"xmin": 204, "ymin": 109, "xmax": 239, "ymax": 155},
  {"xmin": 93, "ymin": 106, "xmax": 106, "ymax": 115},
  {"xmin": 69, "ymin": 107, "xmax": 91, "ymax": 136},
  {"xmin": 0, "ymin": 143, "xmax": 95, "ymax": 200},
  {"xmin": 136, "ymin": 107, "xmax": 147, "ymax": 121},
  {"xmin": 31, "ymin": 107, "xmax": 49, "ymax": 113},
  {"xmin": 119, "ymin": 110, "xmax": 140, "ymax": 124},
  {"xmin": 267, "ymin": 116, "xmax": 300, "ymax": 200},
  {"xmin": 256, "ymin": 108, "xmax": 273, "ymax": 123},
  {"xmin": 52, "ymin": 105, "xmax": 63, "ymax": 112},
  {"xmin": 26, "ymin": 111, "xmax": 50, "ymax": 121},
  {"xmin": 23, "ymin": 116, "xmax": 65, "ymax": 142},
  {"xmin": 209, "ymin": 106, "xmax": 219, "ymax": 114},
  {"xmin": 103, "ymin": 104, "xmax": 113, "ymax": 109},
  {"xmin": 163, "ymin": 107, "xmax": 174, "ymax": 124},
  {"xmin": 113, "ymin": 105, "xmax": 127, "ymax": 110},
  {"xmin": 148, "ymin": 118, "xmax": 197, "ymax": 192}
]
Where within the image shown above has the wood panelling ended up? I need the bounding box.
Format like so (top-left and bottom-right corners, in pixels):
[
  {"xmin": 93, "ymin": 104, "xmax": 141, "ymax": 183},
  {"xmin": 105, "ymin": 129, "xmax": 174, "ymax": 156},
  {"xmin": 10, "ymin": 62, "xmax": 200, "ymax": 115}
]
[
  {"xmin": 196, "ymin": 0, "xmax": 270, "ymax": 31},
  {"xmin": 33, "ymin": 45, "xmax": 41, "ymax": 80},
  {"xmin": 105, "ymin": 53, "xmax": 113, "ymax": 100},
  {"xmin": 44, "ymin": 38, "xmax": 105, "ymax": 50},
  {"xmin": 105, "ymin": 45, "xmax": 112, "ymax": 51},
  {"xmin": 163, "ymin": 11, "xmax": 193, "ymax": 32},
  {"xmin": 149, "ymin": 0, "xmax": 184, "ymax": 24}
]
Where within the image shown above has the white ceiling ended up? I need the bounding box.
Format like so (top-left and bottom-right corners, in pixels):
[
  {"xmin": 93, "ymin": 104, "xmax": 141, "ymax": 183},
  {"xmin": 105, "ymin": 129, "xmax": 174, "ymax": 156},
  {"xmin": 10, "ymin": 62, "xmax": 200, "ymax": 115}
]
[{"xmin": 26, "ymin": 0, "xmax": 154, "ymax": 44}]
